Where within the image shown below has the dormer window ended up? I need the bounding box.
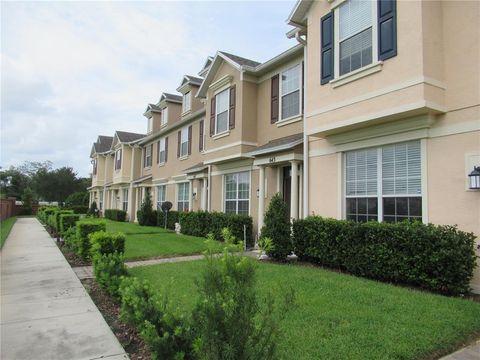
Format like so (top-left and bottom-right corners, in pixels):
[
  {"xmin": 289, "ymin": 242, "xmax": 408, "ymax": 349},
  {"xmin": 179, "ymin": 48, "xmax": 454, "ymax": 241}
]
[
  {"xmin": 115, "ymin": 149, "xmax": 122, "ymax": 170},
  {"xmin": 92, "ymin": 159, "xmax": 97, "ymax": 175},
  {"xmin": 183, "ymin": 91, "xmax": 191, "ymax": 113},
  {"xmin": 161, "ymin": 107, "xmax": 168, "ymax": 126},
  {"xmin": 147, "ymin": 117, "xmax": 153, "ymax": 134}
]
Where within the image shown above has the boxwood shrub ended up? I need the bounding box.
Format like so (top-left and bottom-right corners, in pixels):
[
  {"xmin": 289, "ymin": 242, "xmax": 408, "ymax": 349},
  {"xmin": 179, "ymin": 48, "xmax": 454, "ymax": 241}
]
[
  {"xmin": 75, "ymin": 220, "xmax": 107, "ymax": 260},
  {"xmin": 53, "ymin": 210, "xmax": 74, "ymax": 232},
  {"xmin": 60, "ymin": 213, "xmax": 80, "ymax": 234},
  {"xmin": 104, "ymin": 209, "xmax": 127, "ymax": 222},
  {"xmin": 179, "ymin": 211, "xmax": 253, "ymax": 247},
  {"xmin": 157, "ymin": 210, "xmax": 179, "ymax": 230},
  {"xmin": 90, "ymin": 231, "xmax": 126, "ymax": 256},
  {"xmin": 292, "ymin": 216, "xmax": 478, "ymax": 296}
]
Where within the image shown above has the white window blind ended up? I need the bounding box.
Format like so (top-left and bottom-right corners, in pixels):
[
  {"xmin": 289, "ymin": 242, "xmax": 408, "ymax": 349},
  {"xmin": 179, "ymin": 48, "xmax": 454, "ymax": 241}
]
[
  {"xmin": 346, "ymin": 148, "xmax": 377, "ymax": 196},
  {"xmin": 162, "ymin": 107, "xmax": 168, "ymax": 125},
  {"xmin": 339, "ymin": 0, "xmax": 372, "ymax": 41},
  {"xmin": 183, "ymin": 92, "xmax": 191, "ymax": 112},
  {"xmin": 216, "ymin": 89, "xmax": 229, "ymax": 133},
  {"xmin": 382, "ymin": 142, "xmax": 422, "ymax": 196},
  {"xmin": 281, "ymin": 64, "xmax": 301, "ymax": 120},
  {"xmin": 180, "ymin": 127, "xmax": 188, "ymax": 157},
  {"xmin": 158, "ymin": 138, "xmax": 166, "ymax": 163}
]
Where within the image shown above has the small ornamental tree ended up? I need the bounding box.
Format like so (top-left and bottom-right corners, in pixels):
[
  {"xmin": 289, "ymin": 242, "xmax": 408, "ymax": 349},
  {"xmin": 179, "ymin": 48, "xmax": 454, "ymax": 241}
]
[
  {"xmin": 260, "ymin": 193, "xmax": 292, "ymax": 260},
  {"xmin": 137, "ymin": 190, "xmax": 155, "ymax": 226}
]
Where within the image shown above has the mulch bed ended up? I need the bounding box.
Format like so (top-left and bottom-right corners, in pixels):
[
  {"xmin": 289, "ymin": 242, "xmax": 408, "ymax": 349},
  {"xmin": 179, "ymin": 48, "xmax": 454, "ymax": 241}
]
[
  {"xmin": 82, "ymin": 278, "xmax": 150, "ymax": 360},
  {"xmin": 55, "ymin": 241, "xmax": 91, "ymax": 267}
]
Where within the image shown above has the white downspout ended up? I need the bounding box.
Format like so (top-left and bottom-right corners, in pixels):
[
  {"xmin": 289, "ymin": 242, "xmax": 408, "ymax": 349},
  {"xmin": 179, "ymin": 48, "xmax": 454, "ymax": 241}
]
[
  {"xmin": 299, "ymin": 34, "xmax": 309, "ymax": 218},
  {"xmin": 207, "ymin": 164, "xmax": 212, "ymax": 211}
]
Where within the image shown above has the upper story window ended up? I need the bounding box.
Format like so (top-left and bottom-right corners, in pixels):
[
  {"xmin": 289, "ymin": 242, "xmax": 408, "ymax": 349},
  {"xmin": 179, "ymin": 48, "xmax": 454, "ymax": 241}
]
[
  {"xmin": 147, "ymin": 117, "xmax": 153, "ymax": 134},
  {"xmin": 92, "ymin": 159, "xmax": 97, "ymax": 175},
  {"xmin": 179, "ymin": 126, "xmax": 190, "ymax": 158},
  {"xmin": 114, "ymin": 149, "xmax": 122, "ymax": 170},
  {"xmin": 158, "ymin": 137, "xmax": 166, "ymax": 164},
  {"xmin": 161, "ymin": 107, "xmax": 168, "ymax": 126},
  {"xmin": 338, "ymin": 0, "xmax": 373, "ymax": 76},
  {"xmin": 183, "ymin": 92, "xmax": 191, "ymax": 113},
  {"xmin": 215, "ymin": 88, "xmax": 229, "ymax": 134},
  {"xmin": 345, "ymin": 141, "xmax": 422, "ymax": 223},
  {"xmin": 280, "ymin": 64, "xmax": 301, "ymax": 120},
  {"xmin": 144, "ymin": 144, "xmax": 152, "ymax": 168}
]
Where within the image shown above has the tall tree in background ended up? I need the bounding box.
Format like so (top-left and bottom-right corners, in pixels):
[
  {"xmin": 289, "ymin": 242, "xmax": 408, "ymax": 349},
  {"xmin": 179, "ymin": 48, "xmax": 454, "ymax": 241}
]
[{"xmin": 33, "ymin": 166, "xmax": 82, "ymax": 203}]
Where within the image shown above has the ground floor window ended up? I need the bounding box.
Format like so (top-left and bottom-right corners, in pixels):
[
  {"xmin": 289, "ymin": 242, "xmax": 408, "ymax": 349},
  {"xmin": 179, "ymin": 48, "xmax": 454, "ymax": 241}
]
[
  {"xmin": 122, "ymin": 189, "xmax": 128, "ymax": 212},
  {"xmin": 177, "ymin": 182, "xmax": 190, "ymax": 212},
  {"xmin": 224, "ymin": 171, "xmax": 250, "ymax": 215},
  {"xmin": 345, "ymin": 141, "xmax": 422, "ymax": 223},
  {"xmin": 157, "ymin": 185, "xmax": 166, "ymax": 210},
  {"xmin": 99, "ymin": 191, "xmax": 103, "ymax": 210}
]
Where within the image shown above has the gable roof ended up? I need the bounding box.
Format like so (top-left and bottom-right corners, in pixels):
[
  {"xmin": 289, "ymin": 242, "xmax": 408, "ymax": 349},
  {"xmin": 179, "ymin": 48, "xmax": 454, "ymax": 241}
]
[
  {"xmin": 115, "ymin": 130, "xmax": 145, "ymax": 144},
  {"xmin": 218, "ymin": 51, "xmax": 261, "ymax": 68},
  {"xmin": 143, "ymin": 103, "xmax": 162, "ymax": 118},
  {"xmin": 197, "ymin": 45, "xmax": 303, "ymax": 98},
  {"xmin": 92, "ymin": 135, "xmax": 113, "ymax": 154},
  {"xmin": 198, "ymin": 56, "xmax": 214, "ymax": 77},
  {"xmin": 176, "ymin": 75, "xmax": 203, "ymax": 92},
  {"xmin": 159, "ymin": 92, "xmax": 182, "ymax": 104},
  {"xmin": 287, "ymin": 0, "xmax": 314, "ymax": 26}
]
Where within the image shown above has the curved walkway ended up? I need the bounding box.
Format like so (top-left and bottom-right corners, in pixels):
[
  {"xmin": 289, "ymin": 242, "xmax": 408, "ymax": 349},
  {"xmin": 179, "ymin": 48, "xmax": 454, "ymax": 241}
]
[{"xmin": 0, "ymin": 217, "xmax": 128, "ymax": 360}]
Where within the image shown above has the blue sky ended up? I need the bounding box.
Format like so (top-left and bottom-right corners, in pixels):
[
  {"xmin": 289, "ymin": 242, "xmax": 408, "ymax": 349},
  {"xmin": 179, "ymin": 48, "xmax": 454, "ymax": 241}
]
[{"xmin": 1, "ymin": 0, "xmax": 297, "ymax": 177}]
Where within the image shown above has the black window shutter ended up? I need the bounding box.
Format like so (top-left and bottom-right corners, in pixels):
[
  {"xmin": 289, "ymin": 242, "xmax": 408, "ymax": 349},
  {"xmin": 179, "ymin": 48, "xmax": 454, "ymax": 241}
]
[
  {"xmin": 156, "ymin": 140, "xmax": 160, "ymax": 164},
  {"xmin": 188, "ymin": 125, "xmax": 192, "ymax": 155},
  {"xmin": 229, "ymin": 85, "xmax": 236, "ymax": 130},
  {"xmin": 177, "ymin": 131, "xmax": 181, "ymax": 157},
  {"xmin": 320, "ymin": 12, "xmax": 334, "ymax": 85},
  {"xmin": 165, "ymin": 136, "xmax": 169, "ymax": 162},
  {"xmin": 210, "ymin": 97, "xmax": 216, "ymax": 136},
  {"xmin": 270, "ymin": 74, "xmax": 279, "ymax": 124},
  {"xmin": 199, "ymin": 120, "xmax": 204, "ymax": 151},
  {"xmin": 378, "ymin": 0, "xmax": 397, "ymax": 61}
]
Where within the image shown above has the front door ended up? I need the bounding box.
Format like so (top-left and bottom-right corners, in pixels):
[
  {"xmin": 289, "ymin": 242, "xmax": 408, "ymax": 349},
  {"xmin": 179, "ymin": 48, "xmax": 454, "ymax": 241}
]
[{"xmin": 282, "ymin": 166, "xmax": 291, "ymax": 215}]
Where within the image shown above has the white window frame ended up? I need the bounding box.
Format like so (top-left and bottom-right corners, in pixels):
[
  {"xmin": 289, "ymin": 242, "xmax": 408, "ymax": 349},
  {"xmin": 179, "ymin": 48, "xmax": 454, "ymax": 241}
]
[
  {"xmin": 147, "ymin": 117, "xmax": 153, "ymax": 133},
  {"xmin": 279, "ymin": 63, "xmax": 302, "ymax": 122},
  {"xmin": 115, "ymin": 149, "xmax": 122, "ymax": 171},
  {"xmin": 122, "ymin": 188, "xmax": 128, "ymax": 212},
  {"xmin": 161, "ymin": 107, "xmax": 168, "ymax": 127},
  {"xmin": 183, "ymin": 91, "xmax": 191, "ymax": 113},
  {"xmin": 156, "ymin": 185, "xmax": 166, "ymax": 210},
  {"xmin": 223, "ymin": 171, "xmax": 250, "ymax": 216},
  {"xmin": 180, "ymin": 127, "xmax": 189, "ymax": 158},
  {"xmin": 344, "ymin": 141, "xmax": 423, "ymax": 223},
  {"xmin": 158, "ymin": 137, "xmax": 166, "ymax": 165},
  {"xmin": 215, "ymin": 88, "xmax": 230, "ymax": 135},
  {"xmin": 177, "ymin": 182, "xmax": 190, "ymax": 212},
  {"xmin": 92, "ymin": 159, "xmax": 97, "ymax": 175},
  {"xmin": 145, "ymin": 145, "xmax": 152, "ymax": 168},
  {"xmin": 333, "ymin": 0, "xmax": 378, "ymax": 79}
]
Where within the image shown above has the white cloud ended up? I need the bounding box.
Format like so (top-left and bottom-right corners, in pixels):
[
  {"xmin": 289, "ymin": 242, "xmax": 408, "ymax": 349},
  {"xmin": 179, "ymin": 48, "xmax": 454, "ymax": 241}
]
[{"xmin": 1, "ymin": 1, "xmax": 295, "ymax": 176}]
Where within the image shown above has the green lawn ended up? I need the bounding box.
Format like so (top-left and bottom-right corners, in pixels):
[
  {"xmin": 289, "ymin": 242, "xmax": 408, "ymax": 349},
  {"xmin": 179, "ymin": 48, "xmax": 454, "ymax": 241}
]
[
  {"xmin": 1, "ymin": 216, "xmax": 17, "ymax": 248},
  {"xmin": 88, "ymin": 219, "xmax": 214, "ymax": 261},
  {"xmin": 130, "ymin": 260, "xmax": 480, "ymax": 360}
]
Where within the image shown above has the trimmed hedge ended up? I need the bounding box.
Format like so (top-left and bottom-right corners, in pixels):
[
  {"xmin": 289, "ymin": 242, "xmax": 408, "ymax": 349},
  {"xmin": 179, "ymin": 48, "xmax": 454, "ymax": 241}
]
[
  {"xmin": 75, "ymin": 220, "xmax": 107, "ymax": 259},
  {"xmin": 292, "ymin": 216, "xmax": 478, "ymax": 296},
  {"xmin": 53, "ymin": 210, "xmax": 74, "ymax": 232},
  {"xmin": 137, "ymin": 209, "xmax": 157, "ymax": 227},
  {"xmin": 104, "ymin": 209, "xmax": 127, "ymax": 222},
  {"xmin": 90, "ymin": 231, "xmax": 126, "ymax": 256},
  {"xmin": 66, "ymin": 206, "xmax": 89, "ymax": 214},
  {"xmin": 157, "ymin": 210, "xmax": 179, "ymax": 230},
  {"xmin": 60, "ymin": 213, "xmax": 80, "ymax": 234},
  {"xmin": 179, "ymin": 211, "xmax": 253, "ymax": 247}
]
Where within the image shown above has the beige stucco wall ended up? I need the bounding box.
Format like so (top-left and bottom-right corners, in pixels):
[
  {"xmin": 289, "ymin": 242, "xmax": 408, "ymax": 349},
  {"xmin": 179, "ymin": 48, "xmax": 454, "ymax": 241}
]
[{"xmin": 91, "ymin": 155, "xmax": 106, "ymax": 187}]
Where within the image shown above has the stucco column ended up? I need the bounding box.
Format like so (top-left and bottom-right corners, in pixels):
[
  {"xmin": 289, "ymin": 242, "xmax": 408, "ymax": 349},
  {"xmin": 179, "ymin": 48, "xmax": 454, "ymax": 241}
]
[
  {"xmin": 201, "ymin": 178, "xmax": 208, "ymax": 210},
  {"xmin": 134, "ymin": 187, "xmax": 140, "ymax": 222},
  {"xmin": 102, "ymin": 187, "xmax": 107, "ymax": 212},
  {"xmin": 128, "ymin": 185, "xmax": 134, "ymax": 221},
  {"xmin": 258, "ymin": 165, "xmax": 266, "ymax": 237},
  {"xmin": 290, "ymin": 160, "xmax": 299, "ymax": 220}
]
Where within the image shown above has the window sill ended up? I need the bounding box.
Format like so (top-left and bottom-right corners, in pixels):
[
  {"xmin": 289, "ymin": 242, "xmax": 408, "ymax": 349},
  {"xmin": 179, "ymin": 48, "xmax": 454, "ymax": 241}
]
[
  {"xmin": 158, "ymin": 162, "xmax": 165, "ymax": 167},
  {"xmin": 181, "ymin": 110, "xmax": 191, "ymax": 117},
  {"xmin": 277, "ymin": 115, "xmax": 302, "ymax": 127},
  {"xmin": 144, "ymin": 166, "xmax": 152, "ymax": 171},
  {"xmin": 160, "ymin": 123, "xmax": 167, "ymax": 129},
  {"xmin": 212, "ymin": 130, "xmax": 230, "ymax": 140},
  {"xmin": 331, "ymin": 62, "xmax": 383, "ymax": 89},
  {"xmin": 179, "ymin": 155, "xmax": 189, "ymax": 161}
]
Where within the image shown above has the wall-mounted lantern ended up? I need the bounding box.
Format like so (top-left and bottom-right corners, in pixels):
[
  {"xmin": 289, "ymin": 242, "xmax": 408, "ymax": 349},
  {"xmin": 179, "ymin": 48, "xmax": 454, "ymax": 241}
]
[{"xmin": 468, "ymin": 166, "xmax": 480, "ymax": 190}]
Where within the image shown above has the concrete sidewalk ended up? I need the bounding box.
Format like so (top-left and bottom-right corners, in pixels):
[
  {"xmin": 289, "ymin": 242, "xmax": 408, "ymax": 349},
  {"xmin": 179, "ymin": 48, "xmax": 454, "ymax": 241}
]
[{"xmin": 0, "ymin": 217, "xmax": 128, "ymax": 360}]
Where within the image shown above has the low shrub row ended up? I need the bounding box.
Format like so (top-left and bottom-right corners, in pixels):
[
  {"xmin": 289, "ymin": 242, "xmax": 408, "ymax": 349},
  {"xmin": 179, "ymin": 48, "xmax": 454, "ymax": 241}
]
[
  {"xmin": 75, "ymin": 220, "xmax": 107, "ymax": 260},
  {"xmin": 37, "ymin": 206, "xmax": 58, "ymax": 224},
  {"xmin": 292, "ymin": 216, "xmax": 478, "ymax": 296},
  {"xmin": 60, "ymin": 213, "xmax": 80, "ymax": 234},
  {"xmin": 179, "ymin": 211, "xmax": 253, "ymax": 247},
  {"xmin": 157, "ymin": 210, "xmax": 179, "ymax": 230},
  {"xmin": 104, "ymin": 209, "xmax": 127, "ymax": 222},
  {"xmin": 65, "ymin": 205, "xmax": 89, "ymax": 214}
]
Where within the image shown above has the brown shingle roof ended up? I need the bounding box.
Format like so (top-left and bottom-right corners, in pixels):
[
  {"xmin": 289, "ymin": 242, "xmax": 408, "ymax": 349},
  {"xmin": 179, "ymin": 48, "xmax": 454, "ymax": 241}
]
[
  {"xmin": 93, "ymin": 135, "xmax": 113, "ymax": 153},
  {"xmin": 162, "ymin": 93, "xmax": 182, "ymax": 103},
  {"xmin": 116, "ymin": 131, "xmax": 145, "ymax": 143},
  {"xmin": 183, "ymin": 162, "xmax": 207, "ymax": 174},
  {"xmin": 248, "ymin": 133, "xmax": 303, "ymax": 156},
  {"xmin": 219, "ymin": 51, "xmax": 261, "ymax": 68}
]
